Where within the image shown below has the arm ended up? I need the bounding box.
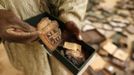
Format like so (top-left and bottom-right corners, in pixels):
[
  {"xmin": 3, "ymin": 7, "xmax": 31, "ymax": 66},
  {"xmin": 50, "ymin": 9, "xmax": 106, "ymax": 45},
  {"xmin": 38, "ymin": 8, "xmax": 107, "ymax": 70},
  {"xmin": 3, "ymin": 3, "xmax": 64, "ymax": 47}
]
[
  {"xmin": 58, "ymin": 0, "xmax": 88, "ymax": 30},
  {"xmin": 48, "ymin": 0, "xmax": 88, "ymax": 30},
  {"xmin": 48, "ymin": 0, "xmax": 88, "ymax": 39}
]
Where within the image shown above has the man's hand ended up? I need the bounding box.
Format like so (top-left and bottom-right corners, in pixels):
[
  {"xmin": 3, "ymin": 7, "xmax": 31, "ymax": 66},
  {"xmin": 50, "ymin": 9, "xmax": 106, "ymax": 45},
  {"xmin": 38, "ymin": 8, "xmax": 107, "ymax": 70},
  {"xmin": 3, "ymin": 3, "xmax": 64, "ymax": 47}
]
[
  {"xmin": 0, "ymin": 9, "xmax": 39, "ymax": 43},
  {"xmin": 65, "ymin": 21, "xmax": 82, "ymax": 40}
]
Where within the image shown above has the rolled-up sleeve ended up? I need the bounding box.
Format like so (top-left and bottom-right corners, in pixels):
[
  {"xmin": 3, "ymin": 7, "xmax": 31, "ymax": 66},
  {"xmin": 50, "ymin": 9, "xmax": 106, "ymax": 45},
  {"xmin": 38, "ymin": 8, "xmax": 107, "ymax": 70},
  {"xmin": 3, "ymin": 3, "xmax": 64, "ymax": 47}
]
[{"xmin": 49, "ymin": 0, "xmax": 88, "ymax": 30}]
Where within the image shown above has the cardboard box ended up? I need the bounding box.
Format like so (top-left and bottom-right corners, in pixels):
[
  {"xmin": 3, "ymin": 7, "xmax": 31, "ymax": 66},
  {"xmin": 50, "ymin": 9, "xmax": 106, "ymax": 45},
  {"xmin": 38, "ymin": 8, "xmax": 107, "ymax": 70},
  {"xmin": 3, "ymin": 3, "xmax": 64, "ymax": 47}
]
[
  {"xmin": 110, "ymin": 57, "xmax": 128, "ymax": 69},
  {"xmin": 98, "ymin": 49, "xmax": 109, "ymax": 56},
  {"xmin": 102, "ymin": 41, "xmax": 117, "ymax": 54},
  {"xmin": 25, "ymin": 13, "xmax": 95, "ymax": 75},
  {"xmin": 111, "ymin": 32, "xmax": 128, "ymax": 48},
  {"xmin": 90, "ymin": 54, "xmax": 107, "ymax": 71},
  {"xmin": 113, "ymin": 49, "xmax": 129, "ymax": 61},
  {"xmin": 126, "ymin": 25, "xmax": 134, "ymax": 34},
  {"xmin": 81, "ymin": 29, "xmax": 105, "ymax": 44}
]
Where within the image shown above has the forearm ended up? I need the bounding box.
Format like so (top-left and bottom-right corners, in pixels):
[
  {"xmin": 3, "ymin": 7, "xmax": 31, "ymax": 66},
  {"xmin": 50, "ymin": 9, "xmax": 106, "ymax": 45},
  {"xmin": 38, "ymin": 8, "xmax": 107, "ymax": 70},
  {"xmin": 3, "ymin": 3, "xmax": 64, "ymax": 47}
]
[
  {"xmin": 48, "ymin": 0, "xmax": 88, "ymax": 30},
  {"xmin": 58, "ymin": 0, "xmax": 88, "ymax": 30}
]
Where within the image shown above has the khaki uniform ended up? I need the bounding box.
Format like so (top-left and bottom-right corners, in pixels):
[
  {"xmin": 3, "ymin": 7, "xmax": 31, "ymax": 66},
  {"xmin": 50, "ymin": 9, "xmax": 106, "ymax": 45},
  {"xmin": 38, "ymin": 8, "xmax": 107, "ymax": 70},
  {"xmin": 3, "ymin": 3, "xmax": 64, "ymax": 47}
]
[{"xmin": 0, "ymin": 0, "xmax": 88, "ymax": 75}]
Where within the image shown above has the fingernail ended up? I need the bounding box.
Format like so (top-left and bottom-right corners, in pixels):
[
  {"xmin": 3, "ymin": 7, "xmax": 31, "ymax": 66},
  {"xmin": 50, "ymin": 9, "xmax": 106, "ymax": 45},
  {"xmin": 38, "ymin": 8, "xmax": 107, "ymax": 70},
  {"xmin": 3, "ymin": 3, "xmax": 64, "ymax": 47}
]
[
  {"xmin": 37, "ymin": 31, "xmax": 42, "ymax": 34},
  {"xmin": 78, "ymin": 35, "xmax": 83, "ymax": 40},
  {"xmin": 38, "ymin": 31, "xmax": 45, "ymax": 35}
]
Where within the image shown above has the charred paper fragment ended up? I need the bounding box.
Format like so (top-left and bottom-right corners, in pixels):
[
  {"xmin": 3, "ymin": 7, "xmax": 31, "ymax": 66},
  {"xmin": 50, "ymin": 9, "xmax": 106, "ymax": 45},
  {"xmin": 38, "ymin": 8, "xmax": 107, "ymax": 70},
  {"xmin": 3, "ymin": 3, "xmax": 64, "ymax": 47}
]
[
  {"xmin": 37, "ymin": 17, "xmax": 62, "ymax": 51},
  {"xmin": 63, "ymin": 42, "xmax": 85, "ymax": 65}
]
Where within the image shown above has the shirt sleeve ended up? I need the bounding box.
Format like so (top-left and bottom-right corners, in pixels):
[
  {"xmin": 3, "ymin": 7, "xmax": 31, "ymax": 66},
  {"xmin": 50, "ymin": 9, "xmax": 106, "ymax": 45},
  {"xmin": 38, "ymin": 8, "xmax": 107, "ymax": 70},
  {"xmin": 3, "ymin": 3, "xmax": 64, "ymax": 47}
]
[
  {"xmin": 48, "ymin": 0, "xmax": 88, "ymax": 30},
  {"xmin": 0, "ymin": 0, "xmax": 5, "ymax": 9},
  {"xmin": 0, "ymin": 4, "xmax": 5, "ymax": 9}
]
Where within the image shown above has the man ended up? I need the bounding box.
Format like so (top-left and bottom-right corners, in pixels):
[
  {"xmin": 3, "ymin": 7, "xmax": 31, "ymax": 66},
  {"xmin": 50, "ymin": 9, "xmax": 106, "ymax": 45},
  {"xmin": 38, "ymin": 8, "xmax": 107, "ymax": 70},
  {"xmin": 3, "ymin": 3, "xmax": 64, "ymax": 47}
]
[{"xmin": 0, "ymin": 0, "xmax": 88, "ymax": 75}]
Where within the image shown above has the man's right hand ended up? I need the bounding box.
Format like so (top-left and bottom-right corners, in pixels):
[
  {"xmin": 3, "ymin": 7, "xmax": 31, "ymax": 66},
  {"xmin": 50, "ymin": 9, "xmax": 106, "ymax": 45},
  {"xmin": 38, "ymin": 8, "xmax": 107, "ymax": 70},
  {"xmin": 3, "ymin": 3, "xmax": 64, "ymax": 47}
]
[
  {"xmin": 65, "ymin": 21, "xmax": 82, "ymax": 40},
  {"xmin": 0, "ymin": 9, "xmax": 39, "ymax": 43}
]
